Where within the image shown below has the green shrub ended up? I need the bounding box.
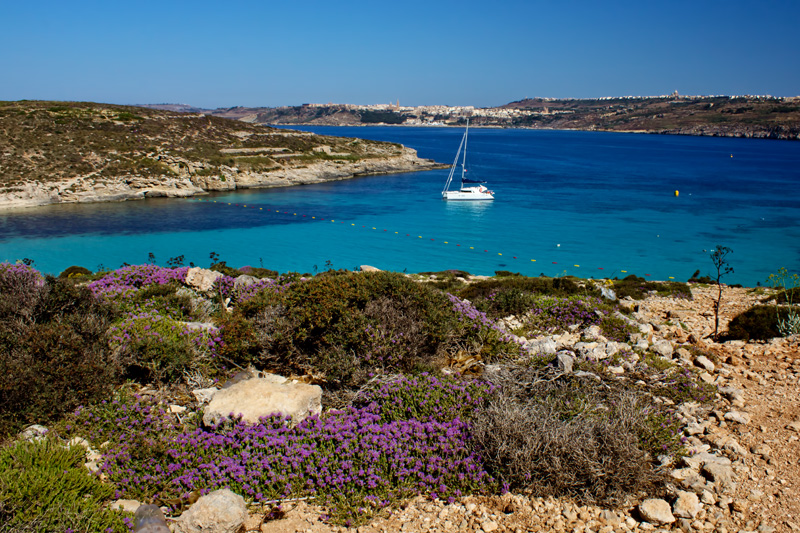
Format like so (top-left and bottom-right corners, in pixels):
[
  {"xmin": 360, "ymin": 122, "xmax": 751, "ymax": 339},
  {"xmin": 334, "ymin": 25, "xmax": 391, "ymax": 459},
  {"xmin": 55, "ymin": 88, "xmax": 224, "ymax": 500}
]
[
  {"xmin": 0, "ymin": 277, "xmax": 118, "ymax": 436},
  {"xmin": 613, "ymin": 276, "xmax": 692, "ymax": 300},
  {"xmin": 57, "ymin": 265, "xmax": 92, "ymax": 278},
  {"xmin": 0, "ymin": 439, "xmax": 128, "ymax": 532},
  {"xmin": 459, "ymin": 275, "xmax": 598, "ymax": 304},
  {"xmin": 726, "ymin": 305, "xmax": 792, "ymax": 341},
  {"xmin": 599, "ymin": 313, "xmax": 637, "ymax": 342},
  {"xmin": 244, "ymin": 271, "xmax": 458, "ymax": 390}
]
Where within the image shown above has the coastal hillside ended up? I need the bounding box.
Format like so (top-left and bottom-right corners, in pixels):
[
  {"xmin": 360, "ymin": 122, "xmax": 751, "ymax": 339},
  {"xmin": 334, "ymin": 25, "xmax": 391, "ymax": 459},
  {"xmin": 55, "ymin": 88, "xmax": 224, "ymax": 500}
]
[
  {"xmin": 194, "ymin": 96, "xmax": 800, "ymax": 140},
  {"xmin": 0, "ymin": 101, "xmax": 441, "ymax": 209},
  {"xmin": 499, "ymin": 96, "xmax": 800, "ymax": 139}
]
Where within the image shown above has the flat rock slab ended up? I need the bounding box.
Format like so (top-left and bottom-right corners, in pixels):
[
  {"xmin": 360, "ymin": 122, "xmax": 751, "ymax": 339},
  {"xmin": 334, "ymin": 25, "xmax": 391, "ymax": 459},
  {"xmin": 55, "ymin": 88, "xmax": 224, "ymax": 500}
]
[{"xmin": 203, "ymin": 377, "xmax": 322, "ymax": 426}]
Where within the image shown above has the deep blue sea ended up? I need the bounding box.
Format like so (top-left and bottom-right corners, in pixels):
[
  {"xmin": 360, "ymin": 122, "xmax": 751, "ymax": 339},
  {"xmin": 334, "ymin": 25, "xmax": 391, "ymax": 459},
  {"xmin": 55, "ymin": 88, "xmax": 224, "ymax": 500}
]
[{"xmin": 1, "ymin": 127, "xmax": 798, "ymax": 286}]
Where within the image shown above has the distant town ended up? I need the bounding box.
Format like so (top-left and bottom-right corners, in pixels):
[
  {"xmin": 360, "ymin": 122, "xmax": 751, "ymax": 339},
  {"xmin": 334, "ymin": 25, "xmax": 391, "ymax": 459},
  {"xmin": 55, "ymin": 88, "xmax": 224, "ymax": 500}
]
[{"xmin": 140, "ymin": 93, "xmax": 800, "ymax": 140}]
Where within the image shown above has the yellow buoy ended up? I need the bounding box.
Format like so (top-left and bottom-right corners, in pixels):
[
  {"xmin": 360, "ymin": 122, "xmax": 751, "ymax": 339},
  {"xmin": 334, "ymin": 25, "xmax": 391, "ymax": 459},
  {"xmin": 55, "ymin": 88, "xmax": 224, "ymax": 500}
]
[{"xmin": 674, "ymin": 190, "xmax": 679, "ymax": 197}]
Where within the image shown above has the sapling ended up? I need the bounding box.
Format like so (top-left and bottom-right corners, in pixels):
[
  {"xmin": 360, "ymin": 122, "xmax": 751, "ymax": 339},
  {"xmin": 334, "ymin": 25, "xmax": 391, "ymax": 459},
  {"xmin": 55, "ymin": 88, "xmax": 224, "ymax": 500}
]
[{"xmin": 710, "ymin": 245, "xmax": 733, "ymax": 340}]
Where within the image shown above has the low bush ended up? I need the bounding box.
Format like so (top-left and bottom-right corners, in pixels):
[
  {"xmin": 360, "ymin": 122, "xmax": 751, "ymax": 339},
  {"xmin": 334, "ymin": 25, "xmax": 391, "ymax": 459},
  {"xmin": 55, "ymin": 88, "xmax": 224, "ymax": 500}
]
[
  {"xmin": 613, "ymin": 275, "xmax": 692, "ymax": 300},
  {"xmin": 599, "ymin": 313, "xmax": 638, "ymax": 342},
  {"xmin": 459, "ymin": 275, "xmax": 596, "ymax": 302},
  {"xmin": 518, "ymin": 295, "xmax": 608, "ymax": 336},
  {"xmin": 244, "ymin": 271, "xmax": 460, "ymax": 390},
  {"xmin": 109, "ymin": 308, "xmax": 223, "ymax": 383},
  {"xmin": 57, "ymin": 265, "xmax": 92, "ymax": 278},
  {"xmin": 0, "ymin": 274, "xmax": 118, "ymax": 436},
  {"xmin": 0, "ymin": 438, "xmax": 129, "ymax": 532},
  {"xmin": 470, "ymin": 367, "xmax": 676, "ymax": 505},
  {"xmin": 725, "ymin": 305, "xmax": 792, "ymax": 340},
  {"xmin": 0, "ymin": 263, "xmax": 45, "ymax": 322}
]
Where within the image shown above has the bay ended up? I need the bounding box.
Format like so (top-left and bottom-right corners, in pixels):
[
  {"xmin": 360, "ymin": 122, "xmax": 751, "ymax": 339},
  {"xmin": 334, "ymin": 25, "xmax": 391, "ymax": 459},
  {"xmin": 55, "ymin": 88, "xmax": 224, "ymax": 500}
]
[{"xmin": 1, "ymin": 126, "xmax": 798, "ymax": 286}]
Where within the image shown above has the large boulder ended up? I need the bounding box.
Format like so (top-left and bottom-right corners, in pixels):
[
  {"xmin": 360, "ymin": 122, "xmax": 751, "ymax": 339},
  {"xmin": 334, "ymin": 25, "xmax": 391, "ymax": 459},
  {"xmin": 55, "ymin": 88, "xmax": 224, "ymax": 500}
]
[
  {"xmin": 203, "ymin": 376, "xmax": 322, "ymax": 426},
  {"xmin": 185, "ymin": 267, "xmax": 225, "ymax": 292},
  {"xmin": 172, "ymin": 489, "xmax": 247, "ymax": 533}
]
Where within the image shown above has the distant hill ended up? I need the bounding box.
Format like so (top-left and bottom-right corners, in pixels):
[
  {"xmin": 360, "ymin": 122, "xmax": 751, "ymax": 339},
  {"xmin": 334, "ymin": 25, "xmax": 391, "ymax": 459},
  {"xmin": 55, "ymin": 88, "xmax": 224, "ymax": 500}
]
[
  {"xmin": 182, "ymin": 96, "xmax": 800, "ymax": 140},
  {"xmin": 497, "ymin": 96, "xmax": 800, "ymax": 140},
  {"xmin": 0, "ymin": 100, "xmax": 441, "ymax": 209}
]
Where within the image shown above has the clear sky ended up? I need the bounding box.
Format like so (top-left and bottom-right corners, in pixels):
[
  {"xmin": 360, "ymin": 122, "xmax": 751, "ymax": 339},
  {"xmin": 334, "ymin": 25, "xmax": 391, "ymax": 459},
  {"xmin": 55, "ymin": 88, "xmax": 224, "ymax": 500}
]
[{"xmin": 2, "ymin": 0, "xmax": 798, "ymax": 109}]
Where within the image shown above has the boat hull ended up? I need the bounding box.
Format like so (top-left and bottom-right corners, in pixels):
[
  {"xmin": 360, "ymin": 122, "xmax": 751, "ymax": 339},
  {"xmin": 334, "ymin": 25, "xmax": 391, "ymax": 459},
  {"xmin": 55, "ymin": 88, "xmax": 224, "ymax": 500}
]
[{"xmin": 443, "ymin": 189, "xmax": 494, "ymax": 201}]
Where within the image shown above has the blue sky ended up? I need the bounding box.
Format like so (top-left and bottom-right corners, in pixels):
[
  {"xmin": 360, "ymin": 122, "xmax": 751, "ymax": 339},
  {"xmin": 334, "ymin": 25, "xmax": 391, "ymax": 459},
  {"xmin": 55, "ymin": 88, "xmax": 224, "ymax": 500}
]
[{"xmin": 2, "ymin": 0, "xmax": 798, "ymax": 108}]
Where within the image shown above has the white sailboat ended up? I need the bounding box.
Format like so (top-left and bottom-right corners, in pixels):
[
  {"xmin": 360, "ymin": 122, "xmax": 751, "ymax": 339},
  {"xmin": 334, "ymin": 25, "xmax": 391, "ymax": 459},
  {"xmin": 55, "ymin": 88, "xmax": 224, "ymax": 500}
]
[{"xmin": 442, "ymin": 119, "xmax": 494, "ymax": 201}]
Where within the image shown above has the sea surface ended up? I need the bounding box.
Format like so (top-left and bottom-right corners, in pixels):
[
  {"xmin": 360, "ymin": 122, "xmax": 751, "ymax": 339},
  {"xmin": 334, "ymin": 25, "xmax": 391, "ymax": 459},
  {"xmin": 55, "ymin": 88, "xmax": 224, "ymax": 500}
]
[{"xmin": 1, "ymin": 127, "xmax": 799, "ymax": 286}]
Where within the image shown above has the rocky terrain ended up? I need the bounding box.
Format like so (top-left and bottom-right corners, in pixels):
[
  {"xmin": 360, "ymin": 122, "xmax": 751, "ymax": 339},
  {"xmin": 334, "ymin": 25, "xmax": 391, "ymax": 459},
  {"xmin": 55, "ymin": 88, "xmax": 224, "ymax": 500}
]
[
  {"xmin": 47, "ymin": 279, "xmax": 793, "ymax": 533},
  {"xmin": 0, "ymin": 101, "xmax": 443, "ymax": 210},
  {"xmin": 191, "ymin": 285, "xmax": 795, "ymax": 533}
]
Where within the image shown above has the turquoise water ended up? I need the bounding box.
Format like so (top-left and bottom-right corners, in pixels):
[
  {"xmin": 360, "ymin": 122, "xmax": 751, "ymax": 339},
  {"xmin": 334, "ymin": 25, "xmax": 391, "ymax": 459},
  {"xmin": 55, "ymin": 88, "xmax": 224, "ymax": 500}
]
[{"xmin": 1, "ymin": 127, "xmax": 798, "ymax": 286}]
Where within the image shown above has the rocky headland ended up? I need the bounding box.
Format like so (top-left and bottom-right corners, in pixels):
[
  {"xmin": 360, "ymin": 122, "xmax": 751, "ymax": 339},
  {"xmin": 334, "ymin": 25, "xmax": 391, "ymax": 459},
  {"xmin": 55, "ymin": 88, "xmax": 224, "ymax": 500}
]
[{"xmin": 0, "ymin": 101, "xmax": 443, "ymax": 210}]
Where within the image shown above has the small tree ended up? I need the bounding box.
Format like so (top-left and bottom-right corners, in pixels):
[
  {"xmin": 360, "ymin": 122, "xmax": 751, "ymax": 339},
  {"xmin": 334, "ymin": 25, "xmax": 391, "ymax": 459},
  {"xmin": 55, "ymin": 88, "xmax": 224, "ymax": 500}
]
[{"xmin": 710, "ymin": 246, "xmax": 733, "ymax": 340}]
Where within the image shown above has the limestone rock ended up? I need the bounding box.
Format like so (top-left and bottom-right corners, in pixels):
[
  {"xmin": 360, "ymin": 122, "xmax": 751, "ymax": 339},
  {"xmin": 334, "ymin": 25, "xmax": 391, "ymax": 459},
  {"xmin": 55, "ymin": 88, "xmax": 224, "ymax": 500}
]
[
  {"xmin": 111, "ymin": 499, "xmax": 142, "ymax": 514},
  {"xmin": 639, "ymin": 498, "xmax": 676, "ymax": 524},
  {"xmin": 719, "ymin": 386, "xmax": 744, "ymax": 404},
  {"xmin": 530, "ymin": 338, "xmax": 558, "ymax": 355},
  {"xmin": 702, "ymin": 462, "xmax": 737, "ymax": 492},
  {"xmin": 652, "ymin": 340, "xmax": 674, "ymax": 358},
  {"xmin": 723, "ymin": 411, "xmax": 751, "ymax": 425},
  {"xmin": 360, "ymin": 265, "xmax": 381, "ymax": 272},
  {"xmin": 173, "ymin": 489, "xmax": 247, "ymax": 533},
  {"xmin": 192, "ymin": 387, "xmax": 219, "ymax": 405},
  {"xmin": 555, "ymin": 351, "xmax": 575, "ymax": 373},
  {"xmin": 18, "ymin": 424, "xmax": 48, "ymax": 441},
  {"xmin": 673, "ymin": 491, "xmax": 702, "ymax": 519},
  {"xmin": 203, "ymin": 377, "xmax": 322, "ymax": 426},
  {"xmin": 234, "ymin": 274, "xmax": 258, "ymax": 288},
  {"xmin": 694, "ymin": 355, "xmax": 716, "ymax": 372},
  {"xmin": 185, "ymin": 267, "xmax": 224, "ymax": 292},
  {"xmin": 582, "ymin": 325, "xmax": 604, "ymax": 339}
]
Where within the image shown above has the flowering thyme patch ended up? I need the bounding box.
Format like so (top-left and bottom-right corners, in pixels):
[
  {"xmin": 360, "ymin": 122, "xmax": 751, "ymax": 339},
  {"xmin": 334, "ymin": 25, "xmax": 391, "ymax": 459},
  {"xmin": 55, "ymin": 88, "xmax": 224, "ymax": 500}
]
[
  {"xmin": 88, "ymin": 265, "xmax": 189, "ymax": 299},
  {"xmin": 447, "ymin": 293, "xmax": 526, "ymax": 359},
  {"xmin": 70, "ymin": 384, "xmax": 494, "ymax": 525}
]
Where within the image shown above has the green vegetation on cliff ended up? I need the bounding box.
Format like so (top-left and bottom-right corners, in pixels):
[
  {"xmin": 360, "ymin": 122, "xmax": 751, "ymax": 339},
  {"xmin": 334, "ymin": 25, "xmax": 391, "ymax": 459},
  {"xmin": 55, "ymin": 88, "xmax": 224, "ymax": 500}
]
[{"xmin": 0, "ymin": 100, "xmax": 407, "ymax": 190}]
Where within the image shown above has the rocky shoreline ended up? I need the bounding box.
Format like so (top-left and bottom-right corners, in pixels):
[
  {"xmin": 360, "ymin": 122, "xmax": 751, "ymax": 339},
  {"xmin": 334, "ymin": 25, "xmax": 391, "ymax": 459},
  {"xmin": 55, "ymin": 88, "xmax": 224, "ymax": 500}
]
[{"xmin": 0, "ymin": 147, "xmax": 443, "ymax": 211}]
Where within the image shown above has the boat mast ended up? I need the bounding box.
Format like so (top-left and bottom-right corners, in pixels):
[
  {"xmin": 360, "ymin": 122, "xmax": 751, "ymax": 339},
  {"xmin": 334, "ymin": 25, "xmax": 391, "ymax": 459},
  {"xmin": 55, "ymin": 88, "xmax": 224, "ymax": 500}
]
[{"xmin": 442, "ymin": 124, "xmax": 467, "ymax": 195}]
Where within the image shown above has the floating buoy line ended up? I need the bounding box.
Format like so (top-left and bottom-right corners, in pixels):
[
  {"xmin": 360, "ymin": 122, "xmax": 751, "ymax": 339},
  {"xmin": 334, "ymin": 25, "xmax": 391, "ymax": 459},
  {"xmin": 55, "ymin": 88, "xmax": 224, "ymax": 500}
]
[{"xmin": 188, "ymin": 198, "xmax": 678, "ymax": 280}]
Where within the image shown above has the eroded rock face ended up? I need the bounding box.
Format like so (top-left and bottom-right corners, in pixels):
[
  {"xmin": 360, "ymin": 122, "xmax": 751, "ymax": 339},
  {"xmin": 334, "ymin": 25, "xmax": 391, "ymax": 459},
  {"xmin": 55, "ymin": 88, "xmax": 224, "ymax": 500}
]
[
  {"xmin": 172, "ymin": 489, "xmax": 247, "ymax": 533},
  {"xmin": 203, "ymin": 376, "xmax": 322, "ymax": 427}
]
